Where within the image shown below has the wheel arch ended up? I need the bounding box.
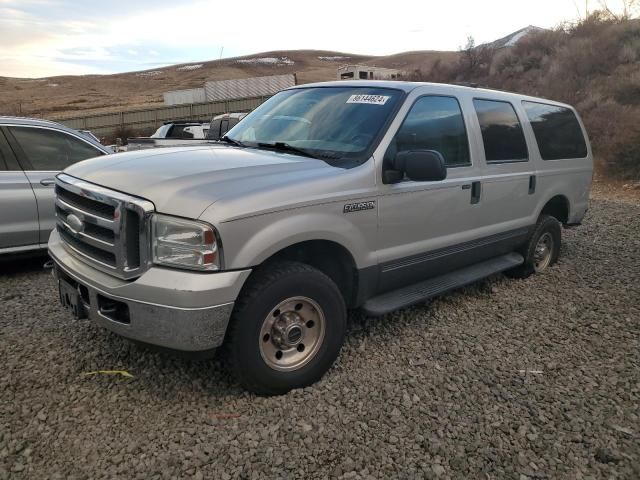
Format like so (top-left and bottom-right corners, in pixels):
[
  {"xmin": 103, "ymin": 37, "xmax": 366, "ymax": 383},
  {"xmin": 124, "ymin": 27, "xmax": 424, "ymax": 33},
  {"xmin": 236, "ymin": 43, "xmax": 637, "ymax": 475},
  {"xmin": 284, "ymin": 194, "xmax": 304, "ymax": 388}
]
[
  {"xmin": 261, "ymin": 239, "xmax": 360, "ymax": 307},
  {"xmin": 539, "ymin": 194, "xmax": 570, "ymax": 225}
]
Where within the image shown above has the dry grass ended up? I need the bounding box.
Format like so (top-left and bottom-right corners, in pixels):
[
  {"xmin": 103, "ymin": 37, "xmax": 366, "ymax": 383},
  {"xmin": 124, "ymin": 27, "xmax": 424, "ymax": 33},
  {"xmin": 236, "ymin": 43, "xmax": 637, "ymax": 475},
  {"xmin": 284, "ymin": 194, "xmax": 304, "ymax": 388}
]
[{"xmin": 0, "ymin": 49, "xmax": 456, "ymax": 119}]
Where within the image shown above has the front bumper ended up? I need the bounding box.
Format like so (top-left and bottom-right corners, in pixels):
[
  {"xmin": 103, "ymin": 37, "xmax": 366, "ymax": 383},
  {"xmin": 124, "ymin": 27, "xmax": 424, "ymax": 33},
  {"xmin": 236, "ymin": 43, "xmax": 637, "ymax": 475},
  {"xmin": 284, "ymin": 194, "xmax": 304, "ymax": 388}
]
[{"xmin": 49, "ymin": 229, "xmax": 251, "ymax": 351}]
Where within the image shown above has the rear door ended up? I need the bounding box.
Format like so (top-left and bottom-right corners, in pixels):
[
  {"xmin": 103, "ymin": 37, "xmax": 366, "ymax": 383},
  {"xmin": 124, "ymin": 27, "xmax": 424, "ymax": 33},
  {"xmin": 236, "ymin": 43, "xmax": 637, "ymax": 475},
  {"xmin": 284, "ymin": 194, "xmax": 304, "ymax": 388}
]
[
  {"xmin": 470, "ymin": 98, "xmax": 538, "ymax": 232},
  {"xmin": 4, "ymin": 125, "xmax": 106, "ymax": 244},
  {"xmin": 0, "ymin": 129, "xmax": 39, "ymax": 250}
]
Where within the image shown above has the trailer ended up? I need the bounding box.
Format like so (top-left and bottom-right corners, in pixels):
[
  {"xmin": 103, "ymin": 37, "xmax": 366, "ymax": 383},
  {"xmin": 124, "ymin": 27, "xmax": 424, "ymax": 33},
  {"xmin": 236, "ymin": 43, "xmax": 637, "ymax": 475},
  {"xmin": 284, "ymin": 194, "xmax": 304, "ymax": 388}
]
[
  {"xmin": 204, "ymin": 74, "xmax": 296, "ymax": 102},
  {"xmin": 163, "ymin": 88, "xmax": 207, "ymax": 106}
]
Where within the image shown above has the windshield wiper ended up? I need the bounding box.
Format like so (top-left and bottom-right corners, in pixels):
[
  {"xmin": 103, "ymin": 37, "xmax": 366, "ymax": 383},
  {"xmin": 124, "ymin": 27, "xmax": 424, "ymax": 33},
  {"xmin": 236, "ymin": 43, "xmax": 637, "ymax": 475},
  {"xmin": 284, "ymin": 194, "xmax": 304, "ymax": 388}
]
[
  {"xmin": 256, "ymin": 142, "xmax": 318, "ymax": 159},
  {"xmin": 219, "ymin": 135, "xmax": 246, "ymax": 147}
]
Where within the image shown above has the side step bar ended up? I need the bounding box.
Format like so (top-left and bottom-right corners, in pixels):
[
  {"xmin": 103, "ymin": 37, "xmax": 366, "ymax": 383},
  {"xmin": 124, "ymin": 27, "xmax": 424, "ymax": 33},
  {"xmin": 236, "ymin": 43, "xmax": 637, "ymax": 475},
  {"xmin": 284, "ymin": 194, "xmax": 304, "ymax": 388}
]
[{"xmin": 362, "ymin": 252, "xmax": 524, "ymax": 316}]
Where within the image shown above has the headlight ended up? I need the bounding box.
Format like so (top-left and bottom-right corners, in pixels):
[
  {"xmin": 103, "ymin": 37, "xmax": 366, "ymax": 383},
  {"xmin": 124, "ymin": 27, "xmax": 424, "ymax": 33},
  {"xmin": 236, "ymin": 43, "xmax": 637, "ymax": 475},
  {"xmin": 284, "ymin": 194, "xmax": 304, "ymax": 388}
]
[{"xmin": 151, "ymin": 214, "xmax": 222, "ymax": 271}]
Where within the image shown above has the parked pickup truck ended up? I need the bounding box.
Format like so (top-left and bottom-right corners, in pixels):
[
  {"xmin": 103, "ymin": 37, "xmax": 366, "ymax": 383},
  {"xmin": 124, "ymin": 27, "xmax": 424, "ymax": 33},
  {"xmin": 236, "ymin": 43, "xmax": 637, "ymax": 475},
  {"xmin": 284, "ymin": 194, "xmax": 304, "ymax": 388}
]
[
  {"xmin": 49, "ymin": 81, "xmax": 592, "ymax": 395},
  {"xmin": 127, "ymin": 113, "xmax": 247, "ymax": 151}
]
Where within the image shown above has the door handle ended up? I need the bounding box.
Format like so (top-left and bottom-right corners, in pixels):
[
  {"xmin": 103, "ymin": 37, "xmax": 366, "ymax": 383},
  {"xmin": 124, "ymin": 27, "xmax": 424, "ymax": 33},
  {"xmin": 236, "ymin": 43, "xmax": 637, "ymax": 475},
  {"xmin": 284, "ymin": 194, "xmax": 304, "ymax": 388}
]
[
  {"xmin": 528, "ymin": 175, "xmax": 536, "ymax": 194},
  {"xmin": 40, "ymin": 178, "xmax": 55, "ymax": 187},
  {"xmin": 470, "ymin": 181, "xmax": 481, "ymax": 204}
]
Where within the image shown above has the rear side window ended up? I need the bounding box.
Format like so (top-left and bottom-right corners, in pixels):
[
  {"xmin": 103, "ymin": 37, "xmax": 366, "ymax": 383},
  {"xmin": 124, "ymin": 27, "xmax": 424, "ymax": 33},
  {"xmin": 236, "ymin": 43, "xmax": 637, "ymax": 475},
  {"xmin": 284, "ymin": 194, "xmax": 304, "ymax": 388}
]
[
  {"xmin": 9, "ymin": 126, "xmax": 103, "ymax": 171},
  {"xmin": 473, "ymin": 99, "xmax": 528, "ymax": 163},
  {"xmin": 394, "ymin": 95, "xmax": 470, "ymax": 167},
  {"xmin": 167, "ymin": 125, "xmax": 194, "ymax": 139},
  {"xmin": 522, "ymin": 101, "xmax": 587, "ymax": 160},
  {"xmin": 207, "ymin": 119, "xmax": 222, "ymax": 139},
  {"xmin": 220, "ymin": 118, "xmax": 230, "ymax": 136}
]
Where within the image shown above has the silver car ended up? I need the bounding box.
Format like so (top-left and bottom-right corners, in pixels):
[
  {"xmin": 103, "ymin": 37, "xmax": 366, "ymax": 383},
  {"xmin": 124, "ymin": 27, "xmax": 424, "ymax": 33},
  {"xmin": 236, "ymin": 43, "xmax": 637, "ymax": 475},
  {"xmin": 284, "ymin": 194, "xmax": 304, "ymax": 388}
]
[{"xmin": 0, "ymin": 117, "xmax": 110, "ymax": 255}]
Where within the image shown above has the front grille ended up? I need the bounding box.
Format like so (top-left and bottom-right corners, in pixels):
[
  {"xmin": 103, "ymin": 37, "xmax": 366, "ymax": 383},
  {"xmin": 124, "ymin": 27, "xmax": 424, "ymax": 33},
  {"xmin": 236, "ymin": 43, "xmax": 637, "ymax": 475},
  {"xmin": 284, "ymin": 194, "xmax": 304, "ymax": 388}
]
[
  {"xmin": 55, "ymin": 185, "xmax": 115, "ymax": 219},
  {"xmin": 54, "ymin": 174, "xmax": 154, "ymax": 280},
  {"xmin": 55, "ymin": 204, "xmax": 115, "ymax": 244},
  {"xmin": 59, "ymin": 228, "xmax": 117, "ymax": 267}
]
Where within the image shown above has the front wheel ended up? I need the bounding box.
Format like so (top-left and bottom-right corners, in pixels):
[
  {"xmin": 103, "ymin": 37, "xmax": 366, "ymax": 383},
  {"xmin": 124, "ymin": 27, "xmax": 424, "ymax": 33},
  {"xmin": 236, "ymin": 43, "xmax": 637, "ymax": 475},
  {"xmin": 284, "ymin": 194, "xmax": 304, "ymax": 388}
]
[
  {"xmin": 507, "ymin": 214, "xmax": 561, "ymax": 279},
  {"xmin": 226, "ymin": 261, "xmax": 346, "ymax": 395}
]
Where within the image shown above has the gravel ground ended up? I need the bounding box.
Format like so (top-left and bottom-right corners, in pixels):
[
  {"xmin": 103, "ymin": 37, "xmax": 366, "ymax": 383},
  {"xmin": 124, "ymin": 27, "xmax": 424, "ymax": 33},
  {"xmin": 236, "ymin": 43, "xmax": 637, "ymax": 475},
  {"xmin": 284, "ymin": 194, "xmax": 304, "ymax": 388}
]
[{"xmin": 1, "ymin": 196, "xmax": 639, "ymax": 480}]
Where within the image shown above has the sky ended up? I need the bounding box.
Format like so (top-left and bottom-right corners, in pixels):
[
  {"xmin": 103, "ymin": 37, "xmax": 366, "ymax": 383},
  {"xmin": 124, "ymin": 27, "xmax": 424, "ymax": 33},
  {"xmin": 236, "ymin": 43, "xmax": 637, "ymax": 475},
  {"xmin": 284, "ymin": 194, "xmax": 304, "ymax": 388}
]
[{"xmin": 0, "ymin": 0, "xmax": 627, "ymax": 78}]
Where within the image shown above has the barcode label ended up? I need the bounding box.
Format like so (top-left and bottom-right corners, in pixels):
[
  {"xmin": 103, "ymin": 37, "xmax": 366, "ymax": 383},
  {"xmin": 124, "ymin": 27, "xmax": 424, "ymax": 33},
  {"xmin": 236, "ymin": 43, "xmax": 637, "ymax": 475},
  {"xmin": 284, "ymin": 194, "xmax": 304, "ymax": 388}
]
[{"xmin": 346, "ymin": 94, "xmax": 390, "ymax": 105}]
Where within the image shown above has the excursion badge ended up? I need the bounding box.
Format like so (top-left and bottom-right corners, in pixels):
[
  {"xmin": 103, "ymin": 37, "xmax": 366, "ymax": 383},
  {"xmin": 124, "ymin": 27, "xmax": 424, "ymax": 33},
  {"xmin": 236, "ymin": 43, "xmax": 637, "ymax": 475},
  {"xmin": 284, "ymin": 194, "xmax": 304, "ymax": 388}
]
[{"xmin": 343, "ymin": 200, "xmax": 376, "ymax": 213}]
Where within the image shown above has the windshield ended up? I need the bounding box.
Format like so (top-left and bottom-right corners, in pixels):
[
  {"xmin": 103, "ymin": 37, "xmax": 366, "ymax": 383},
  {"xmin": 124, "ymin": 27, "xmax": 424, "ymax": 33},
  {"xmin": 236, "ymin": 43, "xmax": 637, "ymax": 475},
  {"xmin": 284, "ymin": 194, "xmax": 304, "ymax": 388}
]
[{"xmin": 225, "ymin": 87, "xmax": 404, "ymax": 166}]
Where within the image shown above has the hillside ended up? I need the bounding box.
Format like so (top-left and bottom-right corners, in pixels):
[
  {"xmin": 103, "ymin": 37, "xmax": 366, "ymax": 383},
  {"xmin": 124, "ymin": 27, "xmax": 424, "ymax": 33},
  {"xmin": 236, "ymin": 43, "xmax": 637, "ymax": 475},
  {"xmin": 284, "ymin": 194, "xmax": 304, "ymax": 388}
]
[
  {"xmin": 0, "ymin": 49, "xmax": 457, "ymax": 119},
  {"xmin": 1, "ymin": 15, "xmax": 638, "ymax": 180},
  {"xmin": 404, "ymin": 14, "xmax": 640, "ymax": 180},
  {"xmin": 481, "ymin": 25, "xmax": 546, "ymax": 49}
]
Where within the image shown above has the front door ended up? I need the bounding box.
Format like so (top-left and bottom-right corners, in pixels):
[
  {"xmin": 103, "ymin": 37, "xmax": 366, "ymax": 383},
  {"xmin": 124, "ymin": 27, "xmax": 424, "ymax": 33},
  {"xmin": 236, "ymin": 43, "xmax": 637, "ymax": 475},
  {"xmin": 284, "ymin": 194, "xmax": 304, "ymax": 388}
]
[
  {"xmin": 3, "ymin": 125, "xmax": 106, "ymax": 244},
  {"xmin": 0, "ymin": 130, "xmax": 39, "ymax": 250},
  {"xmin": 376, "ymin": 94, "xmax": 489, "ymax": 293}
]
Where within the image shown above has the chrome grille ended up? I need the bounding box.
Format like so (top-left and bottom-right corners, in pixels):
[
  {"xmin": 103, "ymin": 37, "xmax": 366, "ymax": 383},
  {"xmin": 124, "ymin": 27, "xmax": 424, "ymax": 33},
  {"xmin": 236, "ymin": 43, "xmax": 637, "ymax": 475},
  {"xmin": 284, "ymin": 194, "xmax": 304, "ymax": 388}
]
[{"xmin": 54, "ymin": 173, "xmax": 154, "ymax": 280}]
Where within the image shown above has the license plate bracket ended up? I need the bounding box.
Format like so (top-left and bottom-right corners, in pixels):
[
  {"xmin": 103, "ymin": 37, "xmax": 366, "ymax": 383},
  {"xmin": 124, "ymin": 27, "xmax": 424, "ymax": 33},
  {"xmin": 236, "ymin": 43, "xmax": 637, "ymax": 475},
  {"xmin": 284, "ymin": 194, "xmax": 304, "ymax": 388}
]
[{"xmin": 58, "ymin": 279, "xmax": 88, "ymax": 319}]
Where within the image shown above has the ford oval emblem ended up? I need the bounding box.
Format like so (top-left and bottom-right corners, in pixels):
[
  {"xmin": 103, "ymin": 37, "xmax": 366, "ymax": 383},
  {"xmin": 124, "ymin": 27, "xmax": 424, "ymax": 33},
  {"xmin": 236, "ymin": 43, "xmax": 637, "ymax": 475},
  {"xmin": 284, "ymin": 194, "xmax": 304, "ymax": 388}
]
[{"xmin": 66, "ymin": 213, "xmax": 84, "ymax": 233}]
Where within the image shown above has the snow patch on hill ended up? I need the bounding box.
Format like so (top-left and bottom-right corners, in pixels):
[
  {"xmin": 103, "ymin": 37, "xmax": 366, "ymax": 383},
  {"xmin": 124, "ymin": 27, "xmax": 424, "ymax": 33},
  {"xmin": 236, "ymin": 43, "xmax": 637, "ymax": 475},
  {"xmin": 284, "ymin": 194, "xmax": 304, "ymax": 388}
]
[
  {"xmin": 318, "ymin": 56, "xmax": 348, "ymax": 61},
  {"xmin": 135, "ymin": 70, "xmax": 161, "ymax": 77},
  {"xmin": 176, "ymin": 64, "xmax": 203, "ymax": 72},
  {"xmin": 237, "ymin": 56, "xmax": 294, "ymax": 65}
]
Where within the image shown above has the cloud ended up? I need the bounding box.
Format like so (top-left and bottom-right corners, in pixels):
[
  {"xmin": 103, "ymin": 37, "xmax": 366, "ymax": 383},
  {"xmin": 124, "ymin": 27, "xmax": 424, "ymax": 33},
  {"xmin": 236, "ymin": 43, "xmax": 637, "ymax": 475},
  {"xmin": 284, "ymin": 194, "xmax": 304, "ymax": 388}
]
[{"xmin": 0, "ymin": 0, "xmax": 611, "ymax": 78}]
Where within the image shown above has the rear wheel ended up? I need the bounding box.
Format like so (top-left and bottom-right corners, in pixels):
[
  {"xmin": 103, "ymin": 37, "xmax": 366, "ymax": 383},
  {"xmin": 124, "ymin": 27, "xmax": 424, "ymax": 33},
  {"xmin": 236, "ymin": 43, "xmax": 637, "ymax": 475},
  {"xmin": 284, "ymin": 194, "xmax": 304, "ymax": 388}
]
[
  {"xmin": 227, "ymin": 261, "xmax": 346, "ymax": 395},
  {"xmin": 507, "ymin": 214, "xmax": 561, "ymax": 279}
]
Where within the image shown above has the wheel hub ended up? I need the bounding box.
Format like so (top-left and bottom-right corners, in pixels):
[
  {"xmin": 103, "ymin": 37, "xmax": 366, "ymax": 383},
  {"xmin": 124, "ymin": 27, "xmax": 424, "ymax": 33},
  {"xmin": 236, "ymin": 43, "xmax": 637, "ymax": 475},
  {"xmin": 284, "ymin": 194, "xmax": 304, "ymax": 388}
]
[
  {"xmin": 533, "ymin": 232, "xmax": 553, "ymax": 272},
  {"xmin": 259, "ymin": 297, "xmax": 326, "ymax": 372},
  {"xmin": 271, "ymin": 311, "xmax": 306, "ymax": 348}
]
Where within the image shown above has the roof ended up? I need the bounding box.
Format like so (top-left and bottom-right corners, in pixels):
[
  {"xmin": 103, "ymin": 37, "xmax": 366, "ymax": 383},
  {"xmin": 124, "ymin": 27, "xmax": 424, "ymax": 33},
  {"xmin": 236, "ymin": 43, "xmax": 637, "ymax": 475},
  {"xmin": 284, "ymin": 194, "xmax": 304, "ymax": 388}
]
[
  {"xmin": 337, "ymin": 64, "xmax": 400, "ymax": 72},
  {"xmin": 213, "ymin": 112, "xmax": 248, "ymax": 120},
  {"xmin": 0, "ymin": 116, "xmax": 65, "ymax": 128},
  {"xmin": 0, "ymin": 116, "xmax": 110, "ymax": 152},
  {"xmin": 287, "ymin": 81, "xmax": 574, "ymax": 109}
]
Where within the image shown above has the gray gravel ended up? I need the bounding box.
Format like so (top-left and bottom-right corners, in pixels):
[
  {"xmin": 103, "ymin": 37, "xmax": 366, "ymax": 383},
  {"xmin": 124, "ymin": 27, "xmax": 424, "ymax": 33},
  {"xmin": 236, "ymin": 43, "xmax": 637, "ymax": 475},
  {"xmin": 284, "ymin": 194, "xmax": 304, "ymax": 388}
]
[{"xmin": 1, "ymin": 197, "xmax": 639, "ymax": 479}]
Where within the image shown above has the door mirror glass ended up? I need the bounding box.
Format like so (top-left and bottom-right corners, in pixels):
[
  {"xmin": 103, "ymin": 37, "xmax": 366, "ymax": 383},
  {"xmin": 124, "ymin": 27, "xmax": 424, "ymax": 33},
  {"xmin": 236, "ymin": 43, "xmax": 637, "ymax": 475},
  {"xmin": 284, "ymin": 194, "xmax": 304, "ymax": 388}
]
[{"xmin": 396, "ymin": 150, "xmax": 447, "ymax": 182}]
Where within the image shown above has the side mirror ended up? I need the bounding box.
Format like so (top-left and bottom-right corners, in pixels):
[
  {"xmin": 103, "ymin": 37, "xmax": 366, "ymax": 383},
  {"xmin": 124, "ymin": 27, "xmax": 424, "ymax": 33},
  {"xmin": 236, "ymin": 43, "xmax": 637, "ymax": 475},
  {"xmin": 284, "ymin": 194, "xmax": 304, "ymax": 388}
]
[{"xmin": 383, "ymin": 150, "xmax": 447, "ymax": 183}]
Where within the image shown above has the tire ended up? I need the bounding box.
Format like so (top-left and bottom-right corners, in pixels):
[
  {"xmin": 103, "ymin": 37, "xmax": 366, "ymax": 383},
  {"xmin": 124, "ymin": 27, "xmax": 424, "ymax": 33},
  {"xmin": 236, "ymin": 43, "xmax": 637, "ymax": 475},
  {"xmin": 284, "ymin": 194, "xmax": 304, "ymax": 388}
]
[
  {"xmin": 226, "ymin": 261, "xmax": 346, "ymax": 395},
  {"xmin": 506, "ymin": 214, "xmax": 561, "ymax": 279}
]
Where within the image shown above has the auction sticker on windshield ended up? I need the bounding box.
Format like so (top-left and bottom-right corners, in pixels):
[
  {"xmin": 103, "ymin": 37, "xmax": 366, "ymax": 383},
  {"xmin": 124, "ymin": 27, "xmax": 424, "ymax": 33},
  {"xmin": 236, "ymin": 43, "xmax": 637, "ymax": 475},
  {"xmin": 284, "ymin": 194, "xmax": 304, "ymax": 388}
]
[{"xmin": 346, "ymin": 94, "xmax": 390, "ymax": 105}]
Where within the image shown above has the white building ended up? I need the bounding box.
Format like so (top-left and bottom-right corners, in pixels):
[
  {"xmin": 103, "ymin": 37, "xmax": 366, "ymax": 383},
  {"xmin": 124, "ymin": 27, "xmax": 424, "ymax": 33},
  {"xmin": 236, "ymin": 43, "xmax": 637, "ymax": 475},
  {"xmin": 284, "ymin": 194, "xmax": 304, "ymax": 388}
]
[{"xmin": 337, "ymin": 65, "xmax": 401, "ymax": 81}]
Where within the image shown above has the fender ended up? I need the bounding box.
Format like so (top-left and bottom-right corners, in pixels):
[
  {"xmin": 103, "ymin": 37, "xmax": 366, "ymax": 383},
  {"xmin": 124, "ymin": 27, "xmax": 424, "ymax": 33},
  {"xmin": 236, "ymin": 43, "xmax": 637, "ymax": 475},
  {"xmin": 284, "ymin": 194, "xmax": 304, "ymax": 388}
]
[{"xmin": 219, "ymin": 208, "xmax": 377, "ymax": 270}]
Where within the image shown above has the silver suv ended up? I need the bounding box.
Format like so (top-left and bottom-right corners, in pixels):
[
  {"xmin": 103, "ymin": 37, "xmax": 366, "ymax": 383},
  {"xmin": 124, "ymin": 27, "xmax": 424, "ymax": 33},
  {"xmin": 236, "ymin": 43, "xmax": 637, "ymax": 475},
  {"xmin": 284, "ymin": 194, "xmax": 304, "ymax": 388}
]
[
  {"xmin": 48, "ymin": 81, "xmax": 593, "ymax": 394},
  {"xmin": 0, "ymin": 117, "xmax": 110, "ymax": 255}
]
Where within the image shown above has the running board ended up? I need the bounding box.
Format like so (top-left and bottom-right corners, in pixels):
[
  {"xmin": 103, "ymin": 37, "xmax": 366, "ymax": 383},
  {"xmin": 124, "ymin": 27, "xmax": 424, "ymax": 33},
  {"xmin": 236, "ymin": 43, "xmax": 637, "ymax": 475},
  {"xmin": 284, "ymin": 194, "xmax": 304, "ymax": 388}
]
[{"xmin": 362, "ymin": 252, "xmax": 524, "ymax": 316}]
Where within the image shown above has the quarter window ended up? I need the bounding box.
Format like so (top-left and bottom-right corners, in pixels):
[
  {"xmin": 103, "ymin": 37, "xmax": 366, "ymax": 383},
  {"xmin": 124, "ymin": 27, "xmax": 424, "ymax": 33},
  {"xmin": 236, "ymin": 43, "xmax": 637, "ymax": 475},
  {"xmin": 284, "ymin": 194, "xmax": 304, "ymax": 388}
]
[
  {"xmin": 9, "ymin": 127, "xmax": 103, "ymax": 171},
  {"xmin": 393, "ymin": 95, "xmax": 471, "ymax": 167},
  {"xmin": 473, "ymin": 99, "xmax": 528, "ymax": 163},
  {"xmin": 522, "ymin": 101, "xmax": 587, "ymax": 160}
]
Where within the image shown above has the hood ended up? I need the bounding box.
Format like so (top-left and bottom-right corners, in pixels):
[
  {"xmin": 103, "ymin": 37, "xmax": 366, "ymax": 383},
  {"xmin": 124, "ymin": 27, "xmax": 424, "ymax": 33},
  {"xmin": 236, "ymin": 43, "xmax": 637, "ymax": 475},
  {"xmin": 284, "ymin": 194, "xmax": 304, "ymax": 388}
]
[{"xmin": 64, "ymin": 145, "xmax": 345, "ymax": 219}]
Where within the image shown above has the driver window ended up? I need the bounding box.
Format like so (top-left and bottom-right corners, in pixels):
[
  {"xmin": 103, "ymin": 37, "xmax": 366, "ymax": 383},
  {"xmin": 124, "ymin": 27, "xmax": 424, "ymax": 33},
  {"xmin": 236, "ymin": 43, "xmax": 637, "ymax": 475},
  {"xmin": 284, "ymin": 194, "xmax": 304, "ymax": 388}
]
[
  {"xmin": 391, "ymin": 96, "xmax": 471, "ymax": 167},
  {"xmin": 9, "ymin": 126, "xmax": 104, "ymax": 171}
]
